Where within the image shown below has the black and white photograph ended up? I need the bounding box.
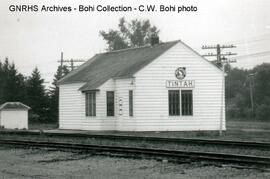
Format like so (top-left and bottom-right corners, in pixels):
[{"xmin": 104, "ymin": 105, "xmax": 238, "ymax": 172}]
[{"xmin": 0, "ymin": 0, "xmax": 270, "ymax": 178}]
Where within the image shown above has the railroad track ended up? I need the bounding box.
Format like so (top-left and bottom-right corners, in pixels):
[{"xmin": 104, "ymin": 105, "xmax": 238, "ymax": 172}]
[
  {"xmin": 1, "ymin": 130, "xmax": 270, "ymax": 149},
  {"xmin": 0, "ymin": 139, "xmax": 270, "ymax": 167}
]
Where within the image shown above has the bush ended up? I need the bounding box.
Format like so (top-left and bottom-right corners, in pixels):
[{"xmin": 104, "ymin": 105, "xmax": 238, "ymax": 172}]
[
  {"xmin": 227, "ymin": 107, "xmax": 254, "ymax": 120},
  {"xmin": 255, "ymin": 104, "xmax": 270, "ymax": 121},
  {"xmin": 29, "ymin": 112, "xmax": 40, "ymax": 123}
]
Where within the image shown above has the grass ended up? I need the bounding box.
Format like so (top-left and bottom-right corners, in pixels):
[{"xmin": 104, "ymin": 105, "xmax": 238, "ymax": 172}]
[
  {"xmin": 221, "ymin": 119, "xmax": 270, "ymax": 142},
  {"xmin": 227, "ymin": 120, "xmax": 270, "ymax": 130},
  {"xmin": 18, "ymin": 119, "xmax": 270, "ymax": 142},
  {"xmin": 28, "ymin": 123, "xmax": 58, "ymax": 130}
]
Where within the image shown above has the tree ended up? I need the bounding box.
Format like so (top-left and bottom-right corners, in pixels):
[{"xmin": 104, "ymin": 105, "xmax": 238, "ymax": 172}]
[
  {"xmin": 26, "ymin": 67, "xmax": 48, "ymax": 122},
  {"xmin": 100, "ymin": 17, "xmax": 160, "ymax": 51},
  {"xmin": 48, "ymin": 65, "xmax": 70, "ymax": 123},
  {"xmin": 226, "ymin": 67, "xmax": 249, "ymax": 99},
  {"xmin": 225, "ymin": 63, "xmax": 270, "ymax": 121},
  {"xmin": 225, "ymin": 66, "xmax": 250, "ymax": 119},
  {"xmin": 253, "ymin": 63, "xmax": 270, "ymax": 103},
  {"xmin": 252, "ymin": 63, "xmax": 270, "ymax": 120},
  {"xmin": 0, "ymin": 60, "xmax": 4, "ymax": 103},
  {"xmin": 0, "ymin": 58, "xmax": 27, "ymax": 104}
]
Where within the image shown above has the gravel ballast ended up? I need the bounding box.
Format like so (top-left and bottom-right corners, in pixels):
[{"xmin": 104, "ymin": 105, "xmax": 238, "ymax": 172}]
[{"xmin": 0, "ymin": 146, "xmax": 269, "ymax": 179}]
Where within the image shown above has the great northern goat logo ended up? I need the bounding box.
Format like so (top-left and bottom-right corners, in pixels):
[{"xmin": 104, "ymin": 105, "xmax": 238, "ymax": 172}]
[{"xmin": 175, "ymin": 67, "xmax": 186, "ymax": 80}]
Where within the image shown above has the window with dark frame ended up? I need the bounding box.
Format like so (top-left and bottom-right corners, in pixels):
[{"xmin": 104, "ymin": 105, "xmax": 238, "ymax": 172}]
[
  {"xmin": 129, "ymin": 90, "xmax": 133, "ymax": 116},
  {"xmin": 106, "ymin": 91, "xmax": 115, "ymax": 116},
  {"xmin": 168, "ymin": 90, "xmax": 193, "ymax": 116},
  {"xmin": 168, "ymin": 90, "xmax": 180, "ymax": 116},
  {"xmin": 85, "ymin": 92, "xmax": 96, "ymax": 116},
  {"xmin": 181, "ymin": 90, "xmax": 193, "ymax": 116}
]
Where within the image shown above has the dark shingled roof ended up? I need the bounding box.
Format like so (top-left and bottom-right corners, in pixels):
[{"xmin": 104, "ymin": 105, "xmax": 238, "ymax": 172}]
[
  {"xmin": 0, "ymin": 102, "xmax": 30, "ymax": 110},
  {"xmin": 58, "ymin": 40, "xmax": 223, "ymax": 91},
  {"xmin": 58, "ymin": 40, "xmax": 179, "ymax": 91}
]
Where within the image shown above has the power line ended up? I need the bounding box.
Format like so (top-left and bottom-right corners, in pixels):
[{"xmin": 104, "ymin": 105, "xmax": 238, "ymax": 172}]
[
  {"xmin": 201, "ymin": 44, "xmax": 237, "ymax": 62},
  {"xmin": 202, "ymin": 52, "xmax": 238, "ymax": 57},
  {"xmin": 202, "ymin": 44, "xmax": 236, "ymax": 49},
  {"xmin": 219, "ymin": 32, "xmax": 270, "ymax": 45},
  {"xmin": 192, "ymin": 33, "xmax": 270, "ymax": 49},
  {"xmin": 57, "ymin": 52, "xmax": 86, "ymax": 76},
  {"xmin": 232, "ymin": 50, "xmax": 270, "ymax": 59}
]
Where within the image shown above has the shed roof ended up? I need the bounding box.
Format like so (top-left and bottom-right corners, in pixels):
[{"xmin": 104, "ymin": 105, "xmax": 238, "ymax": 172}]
[
  {"xmin": 0, "ymin": 102, "xmax": 30, "ymax": 111},
  {"xmin": 58, "ymin": 40, "xmax": 223, "ymax": 91}
]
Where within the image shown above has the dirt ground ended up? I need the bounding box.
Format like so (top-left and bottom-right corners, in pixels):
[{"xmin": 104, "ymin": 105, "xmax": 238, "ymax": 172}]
[
  {"xmin": 25, "ymin": 120, "xmax": 270, "ymax": 142},
  {"xmin": 0, "ymin": 146, "xmax": 269, "ymax": 179}
]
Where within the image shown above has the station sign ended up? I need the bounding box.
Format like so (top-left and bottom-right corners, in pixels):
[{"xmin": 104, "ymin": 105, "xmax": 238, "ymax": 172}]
[{"xmin": 166, "ymin": 80, "xmax": 195, "ymax": 88}]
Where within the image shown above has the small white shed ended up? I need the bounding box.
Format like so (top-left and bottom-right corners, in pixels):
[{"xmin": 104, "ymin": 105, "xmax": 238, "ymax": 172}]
[{"xmin": 0, "ymin": 102, "xmax": 30, "ymax": 129}]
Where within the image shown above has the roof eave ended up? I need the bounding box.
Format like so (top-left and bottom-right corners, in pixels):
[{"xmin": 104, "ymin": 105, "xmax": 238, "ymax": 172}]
[
  {"xmin": 81, "ymin": 89, "xmax": 100, "ymax": 93},
  {"xmin": 0, "ymin": 102, "xmax": 31, "ymax": 111},
  {"xmin": 112, "ymin": 75, "xmax": 134, "ymax": 80}
]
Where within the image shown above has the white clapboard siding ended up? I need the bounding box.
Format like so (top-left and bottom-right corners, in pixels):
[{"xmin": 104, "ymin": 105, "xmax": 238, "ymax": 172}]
[
  {"xmin": 59, "ymin": 79, "xmax": 135, "ymax": 131},
  {"xmin": 59, "ymin": 81, "xmax": 117, "ymax": 130},
  {"xmin": 133, "ymin": 42, "xmax": 225, "ymax": 131},
  {"xmin": 81, "ymin": 78, "xmax": 135, "ymax": 131},
  {"xmin": 114, "ymin": 78, "xmax": 136, "ymax": 131},
  {"xmin": 82, "ymin": 79, "xmax": 116, "ymax": 130},
  {"xmin": 59, "ymin": 83, "xmax": 85, "ymax": 129}
]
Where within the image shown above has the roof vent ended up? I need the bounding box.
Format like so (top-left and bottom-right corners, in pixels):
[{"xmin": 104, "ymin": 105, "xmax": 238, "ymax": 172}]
[{"xmin": 150, "ymin": 34, "xmax": 159, "ymax": 46}]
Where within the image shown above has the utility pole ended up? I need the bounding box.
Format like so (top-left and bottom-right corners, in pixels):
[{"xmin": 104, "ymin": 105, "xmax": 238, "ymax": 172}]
[
  {"xmin": 202, "ymin": 44, "xmax": 237, "ymax": 136},
  {"xmin": 71, "ymin": 59, "xmax": 74, "ymax": 71},
  {"xmin": 202, "ymin": 44, "xmax": 237, "ymax": 64},
  {"xmin": 248, "ymin": 73, "xmax": 255, "ymax": 118},
  {"xmin": 217, "ymin": 44, "xmax": 221, "ymax": 62},
  {"xmin": 60, "ymin": 52, "xmax": 63, "ymax": 77},
  {"xmin": 57, "ymin": 52, "xmax": 86, "ymax": 75}
]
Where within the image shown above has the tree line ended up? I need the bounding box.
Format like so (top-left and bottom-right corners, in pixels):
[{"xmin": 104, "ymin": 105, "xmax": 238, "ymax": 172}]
[
  {"xmin": 226, "ymin": 63, "xmax": 270, "ymax": 121},
  {"xmin": 0, "ymin": 58, "xmax": 69, "ymax": 124}
]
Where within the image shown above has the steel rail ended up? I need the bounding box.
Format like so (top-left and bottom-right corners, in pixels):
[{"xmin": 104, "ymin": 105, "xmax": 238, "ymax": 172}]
[
  {"xmin": 0, "ymin": 139, "xmax": 270, "ymax": 167},
  {"xmin": 0, "ymin": 130, "xmax": 269, "ymax": 149}
]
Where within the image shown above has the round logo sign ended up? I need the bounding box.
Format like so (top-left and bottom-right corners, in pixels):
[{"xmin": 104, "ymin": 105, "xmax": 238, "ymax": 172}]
[{"xmin": 175, "ymin": 67, "xmax": 186, "ymax": 80}]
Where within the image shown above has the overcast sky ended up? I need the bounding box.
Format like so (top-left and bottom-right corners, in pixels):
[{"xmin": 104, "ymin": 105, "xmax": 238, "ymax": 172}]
[{"xmin": 1, "ymin": 0, "xmax": 270, "ymax": 86}]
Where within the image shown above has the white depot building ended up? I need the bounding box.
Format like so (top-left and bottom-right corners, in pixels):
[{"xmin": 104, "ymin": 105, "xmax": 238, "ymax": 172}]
[{"xmin": 58, "ymin": 40, "xmax": 225, "ymax": 131}]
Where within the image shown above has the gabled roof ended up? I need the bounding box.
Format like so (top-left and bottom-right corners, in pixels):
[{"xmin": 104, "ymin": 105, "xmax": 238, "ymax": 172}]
[
  {"xmin": 58, "ymin": 40, "xmax": 223, "ymax": 91},
  {"xmin": 0, "ymin": 102, "xmax": 30, "ymax": 111},
  {"xmin": 58, "ymin": 40, "xmax": 179, "ymax": 91}
]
